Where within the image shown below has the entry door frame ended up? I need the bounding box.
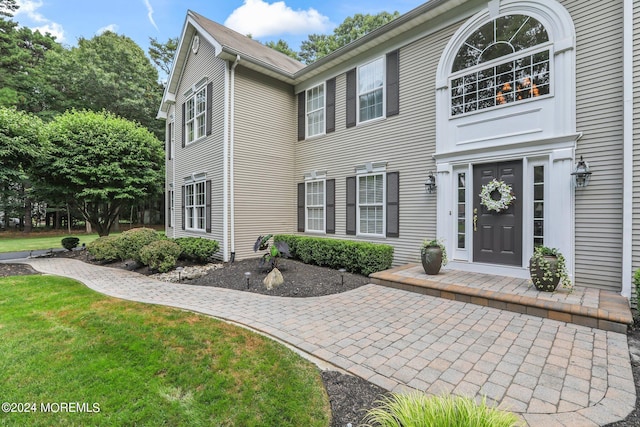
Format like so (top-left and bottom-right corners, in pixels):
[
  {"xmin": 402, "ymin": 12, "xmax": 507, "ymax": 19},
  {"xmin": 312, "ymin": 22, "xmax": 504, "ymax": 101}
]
[{"xmin": 442, "ymin": 153, "xmax": 569, "ymax": 279}]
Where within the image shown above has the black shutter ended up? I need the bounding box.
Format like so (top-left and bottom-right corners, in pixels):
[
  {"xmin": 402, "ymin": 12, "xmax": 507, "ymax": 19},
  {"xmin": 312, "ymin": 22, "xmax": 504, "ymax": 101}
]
[
  {"xmin": 346, "ymin": 68, "xmax": 357, "ymax": 128},
  {"xmin": 346, "ymin": 176, "xmax": 356, "ymax": 235},
  {"xmin": 386, "ymin": 50, "xmax": 400, "ymax": 117},
  {"xmin": 326, "ymin": 78, "xmax": 336, "ymax": 134},
  {"xmin": 297, "ymin": 182, "xmax": 305, "ymax": 232},
  {"xmin": 181, "ymin": 103, "xmax": 186, "ymax": 148},
  {"xmin": 386, "ymin": 172, "xmax": 399, "ymax": 238},
  {"xmin": 206, "ymin": 82, "xmax": 213, "ymax": 136},
  {"xmin": 297, "ymin": 92, "xmax": 306, "ymax": 141},
  {"xmin": 205, "ymin": 180, "xmax": 212, "ymax": 233},
  {"xmin": 167, "ymin": 190, "xmax": 171, "ymax": 228},
  {"xmin": 326, "ymin": 179, "xmax": 335, "ymax": 234},
  {"xmin": 181, "ymin": 185, "xmax": 185, "ymax": 230}
]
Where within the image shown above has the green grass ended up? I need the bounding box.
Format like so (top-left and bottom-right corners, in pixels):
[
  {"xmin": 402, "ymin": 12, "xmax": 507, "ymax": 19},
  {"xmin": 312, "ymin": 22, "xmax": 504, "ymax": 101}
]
[
  {"xmin": 0, "ymin": 232, "xmax": 106, "ymax": 253},
  {"xmin": 362, "ymin": 392, "xmax": 521, "ymax": 427},
  {"xmin": 0, "ymin": 275, "xmax": 330, "ymax": 426}
]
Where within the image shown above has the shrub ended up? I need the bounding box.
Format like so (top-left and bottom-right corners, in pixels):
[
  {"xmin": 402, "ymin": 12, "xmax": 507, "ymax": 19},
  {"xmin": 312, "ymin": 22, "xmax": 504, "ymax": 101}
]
[
  {"xmin": 139, "ymin": 240, "xmax": 182, "ymax": 273},
  {"xmin": 274, "ymin": 235, "xmax": 393, "ymax": 276},
  {"xmin": 86, "ymin": 236, "xmax": 120, "ymax": 262},
  {"xmin": 115, "ymin": 227, "xmax": 161, "ymax": 262},
  {"xmin": 61, "ymin": 237, "xmax": 80, "ymax": 251},
  {"xmin": 254, "ymin": 234, "xmax": 290, "ymax": 269},
  {"xmin": 362, "ymin": 392, "xmax": 520, "ymax": 427},
  {"xmin": 174, "ymin": 237, "xmax": 219, "ymax": 263}
]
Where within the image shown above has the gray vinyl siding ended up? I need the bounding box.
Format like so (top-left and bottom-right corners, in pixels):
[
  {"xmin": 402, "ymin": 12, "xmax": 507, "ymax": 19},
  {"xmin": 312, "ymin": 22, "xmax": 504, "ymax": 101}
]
[
  {"xmin": 633, "ymin": 0, "xmax": 640, "ymax": 282},
  {"xmin": 565, "ymin": 0, "xmax": 624, "ymax": 292},
  {"xmin": 170, "ymin": 36, "xmax": 226, "ymax": 254},
  {"xmin": 232, "ymin": 66, "xmax": 297, "ymax": 260},
  {"xmin": 294, "ymin": 23, "xmax": 458, "ymax": 266}
]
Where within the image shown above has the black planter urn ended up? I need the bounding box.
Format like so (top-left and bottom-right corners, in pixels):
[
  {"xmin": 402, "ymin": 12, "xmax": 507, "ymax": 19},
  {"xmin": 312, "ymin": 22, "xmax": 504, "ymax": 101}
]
[{"xmin": 421, "ymin": 246, "xmax": 443, "ymax": 275}]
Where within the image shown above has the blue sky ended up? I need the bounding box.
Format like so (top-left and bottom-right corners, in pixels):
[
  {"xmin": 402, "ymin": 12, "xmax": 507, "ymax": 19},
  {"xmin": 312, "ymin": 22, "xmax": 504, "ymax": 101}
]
[{"xmin": 13, "ymin": 0, "xmax": 426, "ymax": 54}]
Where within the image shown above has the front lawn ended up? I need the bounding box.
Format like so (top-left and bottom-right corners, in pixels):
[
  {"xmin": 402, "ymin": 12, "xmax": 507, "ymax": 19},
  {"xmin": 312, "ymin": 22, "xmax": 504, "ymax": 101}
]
[
  {"xmin": 0, "ymin": 232, "xmax": 105, "ymax": 253},
  {"xmin": 0, "ymin": 275, "xmax": 330, "ymax": 426}
]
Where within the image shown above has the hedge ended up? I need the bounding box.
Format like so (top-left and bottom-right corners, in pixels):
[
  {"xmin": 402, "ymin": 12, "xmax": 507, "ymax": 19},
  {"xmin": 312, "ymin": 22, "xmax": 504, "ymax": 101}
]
[
  {"xmin": 174, "ymin": 237, "xmax": 220, "ymax": 263},
  {"xmin": 114, "ymin": 227, "xmax": 161, "ymax": 262},
  {"xmin": 87, "ymin": 236, "xmax": 120, "ymax": 262},
  {"xmin": 274, "ymin": 235, "xmax": 393, "ymax": 276}
]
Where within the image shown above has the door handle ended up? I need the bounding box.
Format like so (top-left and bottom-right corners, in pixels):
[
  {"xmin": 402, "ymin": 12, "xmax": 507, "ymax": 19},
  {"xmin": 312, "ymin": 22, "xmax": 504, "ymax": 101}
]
[{"xmin": 473, "ymin": 208, "xmax": 478, "ymax": 232}]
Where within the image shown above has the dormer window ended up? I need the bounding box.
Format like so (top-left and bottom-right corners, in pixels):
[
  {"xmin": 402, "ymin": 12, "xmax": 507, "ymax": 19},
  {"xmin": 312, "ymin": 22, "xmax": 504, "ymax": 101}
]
[{"xmin": 450, "ymin": 15, "xmax": 551, "ymax": 116}]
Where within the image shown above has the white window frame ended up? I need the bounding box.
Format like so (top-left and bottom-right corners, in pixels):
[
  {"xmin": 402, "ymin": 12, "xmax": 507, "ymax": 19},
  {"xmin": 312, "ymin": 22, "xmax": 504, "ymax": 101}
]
[
  {"xmin": 357, "ymin": 56, "xmax": 386, "ymax": 124},
  {"xmin": 306, "ymin": 83, "xmax": 325, "ymax": 138},
  {"xmin": 184, "ymin": 179, "xmax": 206, "ymax": 231},
  {"xmin": 185, "ymin": 85, "xmax": 207, "ymax": 144},
  {"xmin": 356, "ymin": 172, "xmax": 386, "ymax": 237},
  {"xmin": 305, "ymin": 178, "xmax": 326, "ymax": 233}
]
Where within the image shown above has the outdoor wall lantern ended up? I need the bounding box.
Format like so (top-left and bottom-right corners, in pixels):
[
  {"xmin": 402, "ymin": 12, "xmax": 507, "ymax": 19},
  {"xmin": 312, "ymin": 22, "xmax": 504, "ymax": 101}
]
[
  {"xmin": 571, "ymin": 156, "xmax": 592, "ymax": 188},
  {"xmin": 425, "ymin": 172, "xmax": 437, "ymax": 194}
]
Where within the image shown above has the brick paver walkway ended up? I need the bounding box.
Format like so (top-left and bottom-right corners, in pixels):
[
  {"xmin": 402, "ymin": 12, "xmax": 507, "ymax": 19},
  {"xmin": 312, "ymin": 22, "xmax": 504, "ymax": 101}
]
[{"xmin": 20, "ymin": 257, "xmax": 637, "ymax": 426}]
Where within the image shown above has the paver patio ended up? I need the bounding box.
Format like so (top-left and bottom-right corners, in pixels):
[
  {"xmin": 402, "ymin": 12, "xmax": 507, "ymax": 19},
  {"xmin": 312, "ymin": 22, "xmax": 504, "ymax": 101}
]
[{"xmin": 12, "ymin": 257, "xmax": 637, "ymax": 426}]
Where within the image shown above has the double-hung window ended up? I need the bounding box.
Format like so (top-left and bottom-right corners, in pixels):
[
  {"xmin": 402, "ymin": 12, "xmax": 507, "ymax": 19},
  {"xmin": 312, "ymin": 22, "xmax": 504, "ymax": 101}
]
[
  {"xmin": 306, "ymin": 179, "xmax": 325, "ymax": 233},
  {"xmin": 358, "ymin": 57, "xmax": 385, "ymax": 123},
  {"xmin": 306, "ymin": 84, "xmax": 325, "ymax": 138},
  {"xmin": 358, "ymin": 173, "xmax": 385, "ymax": 236},
  {"xmin": 185, "ymin": 86, "xmax": 207, "ymax": 144},
  {"xmin": 185, "ymin": 180, "xmax": 206, "ymax": 231}
]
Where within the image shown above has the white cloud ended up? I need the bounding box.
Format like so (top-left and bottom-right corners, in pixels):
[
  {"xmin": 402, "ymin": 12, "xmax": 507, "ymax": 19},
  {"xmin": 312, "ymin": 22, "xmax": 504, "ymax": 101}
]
[
  {"xmin": 34, "ymin": 22, "xmax": 64, "ymax": 40},
  {"xmin": 143, "ymin": 0, "xmax": 159, "ymax": 32},
  {"xmin": 96, "ymin": 24, "xmax": 119, "ymax": 35},
  {"xmin": 15, "ymin": 0, "xmax": 65, "ymax": 41},
  {"xmin": 224, "ymin": 0, "xmax": 332, "ymax": 38}
]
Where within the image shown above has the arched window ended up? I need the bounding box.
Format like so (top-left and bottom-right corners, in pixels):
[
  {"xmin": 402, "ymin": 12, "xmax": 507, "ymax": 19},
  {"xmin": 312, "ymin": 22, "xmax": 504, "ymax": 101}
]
[{"xmin": 450, "ymin": 15, "xmax": 551, "ymax": 116}]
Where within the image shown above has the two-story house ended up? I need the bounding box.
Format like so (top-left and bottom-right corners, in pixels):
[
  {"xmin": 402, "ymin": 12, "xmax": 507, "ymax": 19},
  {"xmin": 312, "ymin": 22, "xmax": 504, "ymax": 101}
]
[{"xmin": 158, "ymin": 0, "xmax": 639, "ymax": 299}]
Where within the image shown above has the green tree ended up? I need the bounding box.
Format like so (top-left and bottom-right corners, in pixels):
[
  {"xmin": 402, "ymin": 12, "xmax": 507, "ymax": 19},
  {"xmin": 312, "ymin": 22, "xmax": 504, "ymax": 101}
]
[
  {"xmin": 0, "ymin": 0, "xmax": 17, "ymax": 18},
  {"xmin": 47, "ymin": 31, "xmax": 164, "ymax": 139},
  {"xmin": 265, "ymin": 39, "xmax": 301, "ymax": 61},
  {"xmin": 39, "ymin": 110, "xmax": 164, "ymax": 236},
  {"xmin": 0, "ymin": 107, "xmax": 44, "ymax": 231},
  {"xmin": 299, "ymin": 11, "xmax": 399, "ymax": 64},
  {"xmin": 148, "ymin": 36, "xmax": 178, "ymax": 77}
]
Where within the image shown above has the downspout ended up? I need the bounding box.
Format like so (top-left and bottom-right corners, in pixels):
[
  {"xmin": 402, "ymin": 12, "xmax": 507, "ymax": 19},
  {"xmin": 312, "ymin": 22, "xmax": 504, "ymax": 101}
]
[
  {"xmin": 622, "ymin": 0, "xmax": 633, "ymax": 300},
  {"xmin": 172, "ymin": 111, "xmax": 176, "ymax": 239},
  {"xmin": 230, "ymin": 55, "xmax": 240, "ymax": 262},
  {"xmin": 223, "ymin": 58, "xmax": 230, "ymax": 262}
]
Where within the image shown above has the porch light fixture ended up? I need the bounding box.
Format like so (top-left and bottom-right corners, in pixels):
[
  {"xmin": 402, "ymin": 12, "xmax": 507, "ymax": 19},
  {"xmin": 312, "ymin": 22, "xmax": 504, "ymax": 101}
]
[
  {"xmin": 425, "ymin": 172, "xmax": 437, "ymax": 194},
  {"xmin": 571, "ymin": 156, "xmax": 592, "ymax": 188}
]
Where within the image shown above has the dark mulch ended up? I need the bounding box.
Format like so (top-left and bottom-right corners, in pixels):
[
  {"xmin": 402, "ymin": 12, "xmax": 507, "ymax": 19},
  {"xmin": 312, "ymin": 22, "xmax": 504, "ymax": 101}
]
[
  {"xmin": 187, "ymin": 257, "xmax": 371, "ymax": 297},
  {"xmin": 0, "ymin": 252, "xmax": 387, "ymax": 426}
]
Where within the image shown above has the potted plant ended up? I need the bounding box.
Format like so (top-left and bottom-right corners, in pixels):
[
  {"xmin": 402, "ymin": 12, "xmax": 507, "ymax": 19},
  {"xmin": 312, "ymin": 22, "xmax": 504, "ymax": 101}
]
[
  {"xmin": 529, "ymin": 246, "xmax": 572, "ymax": 292},
  {"xmin": 420, "ymin": 239, "xmax": 447, "ymax": 275}
]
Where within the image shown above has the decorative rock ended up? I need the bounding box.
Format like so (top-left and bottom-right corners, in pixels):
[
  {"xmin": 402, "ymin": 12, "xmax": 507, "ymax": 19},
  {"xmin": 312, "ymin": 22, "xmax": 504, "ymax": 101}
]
[
  {"xmin": 263, "ymin": 268, "xmax": 284, "ymax": 290},
  {"xmin": 151, "ymin": 263, "xmax": 223, "ymax": 283}
]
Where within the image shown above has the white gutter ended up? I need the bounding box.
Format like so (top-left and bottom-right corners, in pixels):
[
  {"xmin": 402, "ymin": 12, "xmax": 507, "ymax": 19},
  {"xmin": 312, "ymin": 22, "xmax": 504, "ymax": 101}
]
[
  {"xmin": 622, "ymin": 0, "xmax": 633, "ymax": 300},
  {"xmin": 230, "ymin": 55, "xmax": 240, "ymax": 262},
  {"xmin": 222, "ymin": 56, "xmax": 230, "ymax": 262}
]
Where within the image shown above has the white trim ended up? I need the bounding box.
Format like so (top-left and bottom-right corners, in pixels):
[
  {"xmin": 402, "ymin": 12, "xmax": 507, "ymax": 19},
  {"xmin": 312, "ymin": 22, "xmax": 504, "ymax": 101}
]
[
  {"xmin": 230, "ymin": 55, "xmax": 240, "ymax": 261},
  {"xmin": 357, "ymin": 56, "xmax": 386, "ymax": 124},
  {"xmin": 304, "ymin": 179, "xmax": 326, "ymax": 234},
  {"xmin": 356, "ymin": 172, "xmax": 386, "ymax": 238},
  {"xmin": 222, "ymin": 58, "xmax": 230, "ymax": 261},
  {"xmin": 622, "ymin": 0, "xmax": 633, "ymax": 300},
  {"xmin": 184, "ymin": 85, "xmax": 208, "ymax": 145},
  {"xmin": 305, "ymin": 82, "xmax": 326, "ymax": 138}
]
